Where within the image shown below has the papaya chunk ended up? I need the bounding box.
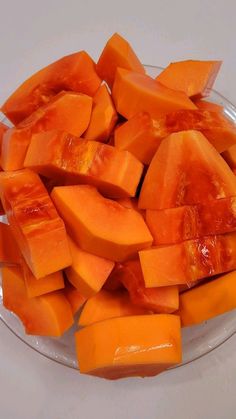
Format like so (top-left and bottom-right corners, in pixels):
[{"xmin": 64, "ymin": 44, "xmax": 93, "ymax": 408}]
[
  {"xmin": 156, "ymin": 60, "xmax": 222, "ymax": 98},
  {"xmin": 139, "ymin": 130, "xmax": 236, "ymax": 210},
  {"xmin": 79, "ymin": 289, "xmax": 149, "ymax": 326},
  {"xmin": 0, "ymin": 222, "xmax": 21, "ymax": 265},
  {"xmin": 2, "ymin": 91, "xmax": 92, "ymax": 171},
  {"xmin": 139, "ymin": 232, "xmax": 236, "ymax": 287},
  {"xmin": 24, "ymin": 130, "xmax": 143, "ymax": 199},
  {"xmin": 76, "ymin": 314, "xmax": 182, "ymax": 379},
  {"xmin": 179, "ymin": 270, "xmax": 236, "ymax": 327},
  {"xmin": 1, "ymin": 51, "xmax": 101, "ymax": 124},
  {"xmin": 112, "ymin": 68, "xmax": 196, "ymax": 120},
  {"xmin": 2, "ymin": 266, "xmax": 73, "ymax": 336},
  {"xmin": 96, "ymin": 33, "xmax": 145, "ymax": 89},
  {"xmin": 83, "ymin": 84, "xmax": 118, "ymax": 142},
  {"xmin": 222, "ymin": 144, "xmax": 236, "ymax": 170},
  {"xmin": 0, "ymin": 169, "xmax": 71, "ymax": 278},
  {"xmin": 64, "ymin": 282, "xmax": 87, "ymax": 315},
  {"xmin": 194, "ymin": 99, "xmax": 223, "ymax": 112},
  {"xmin": 51, "ymin": 185, "xmax": 153, "ymax": 261},
  {"xmin": 65, "ymin": 236, "xmax": 114, "ymax": 298}
]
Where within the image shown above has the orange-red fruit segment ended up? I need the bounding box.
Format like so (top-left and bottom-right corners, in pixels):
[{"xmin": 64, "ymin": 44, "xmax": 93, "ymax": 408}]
[
  {"xmin": 112, "ymin": 68, "xmax": 196, "ymax": 120},
  {"xmin": 156, "ymin": 60, "xmax": 222, "ymax": 98},
  {"xmin": 194, "ymin": 99, "xmax": 223, "ymax": 112},
  {"xmin": 83, "ymin": 84, "xmax": 118, "ymax": 142},
  {"xmin": 51, "ymin": 185, "xmax": 153, "ymax": 261},
  {"xmin": 76, "ymin": 314, "xmax": 182, "ymax": 379},
  {"xmin": 1, "ymin": 51, "xmax": 101, "ymax": 124},
  {"xmin": 24, "ymin": 130, "xmax": 143, "ymax": 199},
  {"xmin": 2, "ymin": 266, "xmax": 73, "ymax": 336},
  {"xmin": 0, "ymin": 169, "xmax": 71, "ymax": 278},
  {"xmin": 64, "ymin": 282, "xmax": 87, "ymax": 315},
  {"xmin": 0, "ymin": 222, "xmax": 21, "ymax": 265},
  {"xmin": 179, "ymin": 270, "xmax": 236, "ymax": 327},
  {"xmin": 78, "ymin": 289, "xmax": 150, "ymax": 326},
  {"xmin": 65, "ymin": 236, "xmax": 114, "ymax": 298},
  {"xmin": 222, "ymin": 144, "xmax": 236, "ymax": 170},
  {"xmin": 139, "ymin": 130, "xmax": 236, "ymax": 210},
  {"xmin": 96, "ymin": 32, "xmax": 145, "ymax": 89},
  {"xmin": 2, "ymin": 91, "xmax": 92, "ymax": 171}
]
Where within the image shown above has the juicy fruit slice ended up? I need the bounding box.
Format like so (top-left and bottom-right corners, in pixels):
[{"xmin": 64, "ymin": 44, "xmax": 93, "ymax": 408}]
[
  {"xmin": 112, "ymin": 68, "xmax": 196, "ymax": 120},
  {"xmin": 78, "ymin": 289, "xmax": 149, "ymax": 326},
  {"xmin": 0, "ymin": 222, "xmax": 21, "ymax": 265},
  {"xmin": 65, "ymin": 236, "xmax": 114, "ymax": 298},
  {"xmin": 146, "ymin": 197, "xmax": 236, "ymax": 245},
  {"xmin": 96, "ymin": 32, "xmax": 145, "ymax": 89},
  {"xmin": 22, "ymin": 260, "xmax": 64, "ymax": 298},
  {"xmin": 64, "ymin": 282, "xmax": 87, "ymax": 315},
  {"xmin": 24, "ymin": 130, "xmax": 143, "ymax": 199},
  {"xmin": 156, "ymin": 60, "xmax": 222, "ymax": 98},
  {"xmin": 194, "ymin": 99, "xmax": 223, "ymax": 112},
  {"xmin": 76, "ymin": 314, "xmax": 182, "ymax": 379},
  {"xmin": 2, "ymin": 266, "xmax": 73, "ymax": 336},
  {"xmin": 83, "ymin": 84, "xmax": 118, "ymax": 142},
  {"xmin": 0, "ymin": 169, "xmax": 71, "ymax": 278},
  {"xmin": 51, "ymin": 185, "xmax": 153, "ymax": 261},
  {"xmin": 139, "ymin": 232, "xmax": 236, "ymax": 287},
  {"xmin": 119, "ymin": 259, "xmax": 179, "ymax": 313},
  {"xmin": 179, "ymin": 270, "xmax": 236, "ymax": 327},
  {"xmin": 2, "ymin": 91, "xmax": 92, "ymax": 171},
  {"xmin": 2, "ymin": 51, "xmax": 101, "ymax": 124},
  {"xmin": 139, "ymin": 130, "xmax": 236, "ymax": 210}
]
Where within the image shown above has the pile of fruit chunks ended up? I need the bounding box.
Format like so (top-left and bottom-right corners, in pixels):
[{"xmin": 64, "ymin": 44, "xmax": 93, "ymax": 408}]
[{"xmin": 1, "ymin": 33, "xmax": 236, "ymax": 380}]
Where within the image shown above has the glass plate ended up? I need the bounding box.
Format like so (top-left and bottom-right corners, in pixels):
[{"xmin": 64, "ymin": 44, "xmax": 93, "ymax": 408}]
[{"xmin": 0, "ymin": 65, "xmax": 236, "ymax": 371}]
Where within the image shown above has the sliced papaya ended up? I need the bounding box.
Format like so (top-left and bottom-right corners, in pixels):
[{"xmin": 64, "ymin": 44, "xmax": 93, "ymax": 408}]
[
  {"xmin": 222, "ymin": 144, "xmax": 236, "ymax": 170},
  {"xmin": 76, "ymin": 314, "xmax": 182, "ymax": 379},
  {"xmin": 96, "ymin": 33, "xmax": 145, "ymax": 89},
  {"xmin": 112, "ymin": 68, "xmax": 196, "ymax": 120},
  {"xmin": 194, "ymin": 99, "xmax": 223, "ymax": 112},
  {"xmin": 24, "ymin": 130, "xmax": 143, "ymax": 199},
  {"xmin": 64, "ymin": 282, "xmax": 87, "ymax": 315},
  {"xmin": 2, "ymin": 266, "xmax": 73, "ymax": 336},
  {"xmin": 2, "ymin": 91, "xmax": 92, "ymax": 171},
  {"xmin": 0, "ymin": 222, "xmax": 21, "ymax": 265},
  {"xmin": 51, "ymin": 185, "xmax": 153, "ymax": 261},
  {"xmin": 0, "ymin": 169, "xmax": 71, "ymax": 278},
  {"xmin": 1, "ymin": 51, "xmax": 101, "ymax": 124},
  {"xmin": 139, "ymin": 130, "xmax": 236, "ymax": 210},
  {"xmin": 156, "ymin": 60, "xmax": 221, "ymax": 98}
]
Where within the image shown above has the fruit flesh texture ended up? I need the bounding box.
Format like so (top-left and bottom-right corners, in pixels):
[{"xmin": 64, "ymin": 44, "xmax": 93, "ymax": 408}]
[
  {"xmin": 24, "ymin": 130, "xmax": 143, "ymax": 199},
  {"xmin": 78, "ymin": 289, "xmax": 150, "ymax": 326},
  {"xmin": 194, "ymin": 99, "xmax": 223, "ymax": 112},
  {"xmin": 146, "ymin": 197, "xmax": 236, "ymax": 245},
  {"xmin": 83, "ymin": 84, "xmax": 118, "ymax": 142},
  {"xmin": 139, "ymin": 231, "xmax": 236, "ymax": 287},
  {"xmin": 112, "ymin": 68, "xmax": 197, "ymax": 120},
  {"xmin": 179, "ymin": 270, "xmax": 236, "ymax": 327},
  {"xmin": 2, "ymin": 266, "xmax": 73, "ymax": 336},
  {"xmin": 1, "ymin": 50, "xmax": 101, "ymax": 124},
  {"xmin": 156, "ymin": 60, "xmax": 222, "ymax": 98},
  {"xmin": 2, "ymin": 91, "xmax": 92, "ymax": 171},
  {"xmin": 222, "ymin": 144, "xmax": 236, "ymax": 170},
  {"xmin": 64, "ymin": 282, "xmax": 87, "ymax": 315},
  {"xmin": 0, "ymin": 222, "xmax": 21, "ymax": 265},
  {"xmin": 139, "ymin": 130, "xmax": 236, "ymax": 210},
  {"xmin": 51, "ymin": 185, "xmax": 153, "ymax": 261},
  {"xmin": 65, "ymin": 236, "xmax": 114, "ymax": 298},
  {"xmin": 0, "ymin": 169, "xmax": 71, "ymax": 278},
  {"xmin": 76, "ymin": 314, "xmax": 182, "ymax": 379},
  {"xmin": 96, "ymin": 32, "xmax": 145, "ymax": 89},
  {"xmin": 0, "ymin": 122, "xmax": 8, "ymax": 166}
]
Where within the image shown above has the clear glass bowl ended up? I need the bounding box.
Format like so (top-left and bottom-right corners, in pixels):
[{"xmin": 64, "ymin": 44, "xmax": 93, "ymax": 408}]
[{"xmin": 0, "ymin": 64, "xmax": 236, "ymax": 371}]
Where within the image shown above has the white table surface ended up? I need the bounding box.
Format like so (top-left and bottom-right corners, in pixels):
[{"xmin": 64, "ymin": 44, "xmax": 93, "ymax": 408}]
[{"xmin": 1, "ymin": 1, "xmax": 236, "ymax": 417}]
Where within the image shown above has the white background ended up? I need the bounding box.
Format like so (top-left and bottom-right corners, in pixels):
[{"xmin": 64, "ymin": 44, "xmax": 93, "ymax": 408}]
[{"xmin": 1, "ymin": 0, "xmax": 236, "ymax": 418}]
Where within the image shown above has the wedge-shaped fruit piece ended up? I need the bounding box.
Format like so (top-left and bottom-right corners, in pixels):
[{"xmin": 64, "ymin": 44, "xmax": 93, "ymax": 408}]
[
  {"xmin": 2, "ymin": 51, "xmax": 101, "ymax": 124},
  {"xmin": 139, "ymin": 130, "xmax": 236, "ymax": 210},
  {"xmin": 64, "ymin": 236, "xmax": 114, "ymax": 298},
  {"xmin": 96, "ymin": 33, "xmax": 145, "ymax": 89},
  {"xmin": 139, "ymin": 232, "xmax": 236, "ymax": 287},
  {"xmin": 2, "ymin": 266, "xmax": 73, "ymax": 336},
  {"xmin": 0, "ymin": 169, "xmax": 71, "ymax": 278},
  {"xmin": 194, "ymin": 99, "xmax": 223, "ymax": 112},
  {"xmin": 64, "ymin": 282, "xmax": 87, "ymax": 315},
  {"xmin": 112, "ymin": 68, "xmax": 196, "ymax": 120},
  {"xmin": 2, "ymin": 91, "xmax": 92, "ymax": 171},
  {"xmin": 51, "ymin": 185, "xmax": 153, "ymax": 261},
  {"xmin": 79, "ymin": 289, "xmax": 149, "ymax": 326},
  {"xmin": 156, "ymin": 60, "xmax": 221, "ymax": 98},
  {"xmin": 0, "ymin": 222, "xmax": 21, "ymax": 265},
  {"xmin": 146, "ymin": 197, "xmax": 236, "ymax": 245},
  {"xmin": 83, "ymin": 84, "xmax": 118, "ymax": 142},
  {"xmin": 179, "ymin": 270, "xmax": 236, "ymax": 327},
  {"xmin": 76, "ymin": 314, "xmax": 182, "ymax": 379},
  {"xmin": 24, "ymin": 130, "xmax": 143, "ymax": 198}
]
